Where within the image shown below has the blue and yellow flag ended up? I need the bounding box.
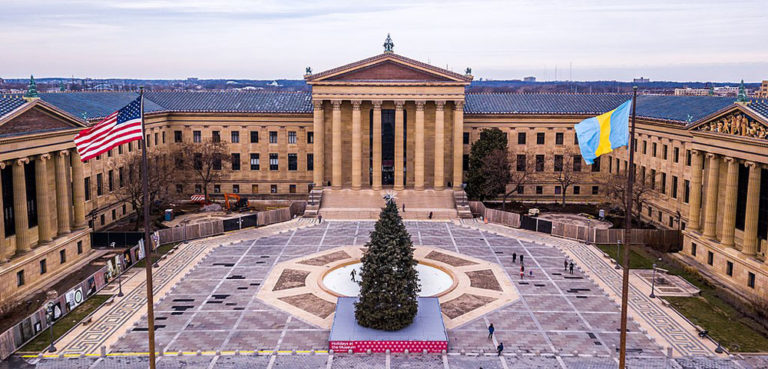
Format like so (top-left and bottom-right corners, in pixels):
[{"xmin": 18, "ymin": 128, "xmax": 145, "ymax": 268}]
[{"xmin": 574, "ymin": 100, "xmax": 631, "ymax": 165}]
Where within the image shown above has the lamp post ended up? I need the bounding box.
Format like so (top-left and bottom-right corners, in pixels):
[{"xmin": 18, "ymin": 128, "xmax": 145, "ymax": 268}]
[
  {"xmin": 586, "ymin": 219, "xmax": 591, "ymax": 245},
  {"xmin": 182, "ymin": 219, "xmax": 190, "ymax": 244},
  {"xmin": 615, "ymin": 240, "xmax": 622, "ymax": 269},
  {"xmin": 649, "ymin": 263, "xmax": 657, "ymax": 298},
  {"xmin": 45, "ymin": 301, "xmax": 57, "ymax": 353},
  {"xmin": 117, "ymin": 257, "xmax": 124, "ymax": 297}
]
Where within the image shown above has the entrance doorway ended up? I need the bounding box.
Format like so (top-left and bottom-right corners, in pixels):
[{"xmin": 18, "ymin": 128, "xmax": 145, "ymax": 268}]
[{"xmin": 370, "ymin": 109, "xmax": 406, "ymax": 186}]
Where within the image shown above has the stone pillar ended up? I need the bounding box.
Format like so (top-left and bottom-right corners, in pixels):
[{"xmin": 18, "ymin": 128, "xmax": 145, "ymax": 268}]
[
  {"xmin": 55, "ymin": 151, "xmax": 71, "ymax": 235},
  {"xmin": 372, "ymin": 101, "xmax": 382, "ymax": 190},
  {"xmin": 434, "ymin": 101, "xmax": 445, "ymax": 190},
  {"xmin": 331, "ymin": 100, "xmax": 342, "ymax": 189},
  {"xmin": 453, "ymin": 101, "xmax": 464, "ymax": 189},
  {"xmin": 720, "ymin": 157, "xmax": 739, "ymax": 247},
  {"xmin": 12, "ymin": 158, "xmax": 30, "ymax": 254},
  {"xmin": 414, "ymin": 101, "xmax": 425, "ymax": 190},
  {"xmin": 351, "ymin": 100, "xmax": 362, "ymax": 190},
  {"xmin": 35, "ymin": 154, "xmax": 53, "ymax": 244},
  {"xmin": 71, "ymin": 151, "xmax": 86, "ymax": 228},
  {"xmin": 702, "ymin": 153, "xmax": 720, "ymax": 239},
  {"xmin": 394, "ymin": 101, "xmax": 405, "ymax": 190},
  {"xmin": 688, "ymin": 150, "xmax": 704, "ymax": 231},
  {"xmin": 312, "ymin": 101, "xmax": 324, "ymax": 188},
  {"xmin": 742, "ymin": 161, "xmax": 762, "ymax": 256},
  {"xmin": 0, "ymin": 162, "xmax": 7, "ymax": 262}
]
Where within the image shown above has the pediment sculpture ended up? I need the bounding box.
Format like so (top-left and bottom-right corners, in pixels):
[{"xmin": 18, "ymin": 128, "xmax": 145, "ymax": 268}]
[{"xmin": 696, "ymin": 112, "xmax": 768, "ymax": 139}]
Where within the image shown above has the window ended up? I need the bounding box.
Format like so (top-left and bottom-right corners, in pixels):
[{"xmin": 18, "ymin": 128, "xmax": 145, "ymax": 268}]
[
  {"xmin": 231, "ymin": 131, "xmax": 240, "ymax": 143},
  {"xmin": 122, "ymin": 204, "xmax": 126, "ymax": 214},
  {"xmin": 536, "ymin": 186, "xmax": 543, "ymax": 194},
  {"xmin": 592, "ymin": 186, "xmax": 599, "ymax": 195},
  {"xmin": 176, "ymin": 184, "xmax": 183, "ymax": 194},
  {"xmin": 307, "ymin": 132, "xmax": 314, "ymax": 144},
  {"xmin": 573, "ymin": 155, "xmax": 582, "ymax": 171},
  {"xmin": 213, "ymin": 155, "xmax": 222, "ymax": 170},
  {"xmin": 691, "ymin": 242, "xmax": 697, "ymax": 256},
  {"xmin": 60, "ymin": 249, "xmax": 67, "ymax": 264},
  {"xmin": 554, "ymin": 186, "xmax": 562, "ymax": 194},
  {"xmin": 517, "ymin": 132, "xmax": 526, "ymax": 145},
  {"xmin": 231, "ymin": 153, "xmax": 240, "ymax": 170},
  {"xmin": 40, "ymin": 259, "xmax": 47, "ymax": 274},
  {"xmin": 536, "ymin": 132, "xmax": 545, "ymax": 145},
  {"xmin": 289, "ymin": 184, "xmax": 297, "ymax": 194},
  {"xmin": 250, "ymin": 154, "xmax": 260, "ymax": 170},
  {"xmin": 269, "ymin": 131, "xmax": 278, "ymax": 144},
  {"xmin": 269, "ymin": 153, "xmax": 279, "ymax": 170},
  {"xmin": 100, "ymin": 214, "xmax": 105, "ymax": 225},
  {"xmin": 658, "ymin": 211, "xmax": 662, "ymax": 222},
  {"xmin": 193, "ymin": 130, "xmax": 201, "ymax": 143},
  {"xmin": 726, "ymin": 261, "xmax": 733, "ymax": 276},
  {"xmin": 288, "ymin": 154, "xmax": 298, "ymax": 171},
  {"xmin": 573, "ymin": 186, "xmax": 580, "ymax": 195},
  {"xmin": 673, "ymin": 147, "xmax": 679, "ymax": 163},
  {"xmin": 154, "ymin": 133, "xmax": 159, "ymax": 146},
  {"xmin": 214, "ymin": 184, "xmax": 221, "ymax": 193},
  {"xmin": 194, "ymin": 153, "xmax": 203, "ymax": 170},
  {"xmin": 252, "ymin": 184, "xmax": 259, "ymax": 193},
  {"xmin": 232, "ymin": 184, "xmax": 240, "ymax": 193},
  {"xmin": 212, "ymin": 131, "xmax": 221, "ymax": 143},
  {"xmin": 463, "ymin": 132, "xmax": 470, "ymax": 145},
  {"xmin": 195, "ymin": 184, "xmax": 202, "ymax": 193},
  {"xmin": 671, "ymin": 176, "xmax": 678, "ymax": 199},
  {"xmin": 662, "ymin": 144, "xmax": 668, "ymax": 160},
  {"xmin": 118, "ymin": 145, "xmax": 123, "ymax": 155},
  {"xmin": 250, "ymin": 131, "xmax": 259, "ymax": 143},
  {"xmin": 307, "ymin": 153, "xmax": 314, "ymax": 171},
  {"xmin": 463, "ymin": 154, "xmax": 469, "ymax": 171},
  {"xmin": 84, "ymin": 176, "xmax": 91, "ymax": 201},
  {"xmin": 554, "ymin": 155, "xmax": 563, "ymax": 171},
  {"xmin": 535, "ymin": 155, "xmax": 544, "ymax": 172},
  {"xmin": 119, "ymin": 167, "xmax": 124, "ymax": 187},
  {"xmin": 516, "ymin": 155, "xmax": 526, "ymax": 171},
  {"xmin": 112, "ymin": 209, "xmax": 116, "ymax": 221},
  {"xmin": 108, "ymin": 170, "xmax": 114, "ymax": 192},
  {"xmin": 652, "ymin": 142, "xmax": 657, "ymax": 157},
  {"xmin": 270, "ymin": 184, "xmax": 278, "ymax": 193},
  {"xmin": 16, "ymin": 270, "xmax": 24, "ymax": 287},
  {"xmin": 162, "ymin": 131, "xmax": 166, "ymax": 144},
  {"xmin": 650, "ymin": 169, "xmax": 656, "ymax": 189},
  {"xmin": 591, "ymin": 157, "xmax": 601, "ymax": 172},
  {"xmin": 642, "ymin": 140, "xmax": 647, "ymax": 154},
  {"xmin": 609, "ymin": 158, "xmax": 613, "ymax": 173},
  {"xmin": 516, "ymin": 185, "xmax": 524, "ymax": 194},
  {"xmin": 660, "ymin": 173, "xmax": 667, "ymax": 194},
  {"xmin": 748, "ymin": 272, "xmax": 755, "ymax": 288},
  {"xmin": 555, "ymin": 132, "xmax": 563, "ymax": 145},
  {"xmin": 574, "ymin": 134, "xmax": 579, "ymax": 145},
  {"xmin": 107, "ymin": 149, "xmax": 112, "ymax": 158},
  {"xmin": 96, "ymin": 173, "xmax": 103, "ymax": 196},
  {"xmin": 707, "ymin": 251, "xmax": 714, "ymax": 266},
  {"xmin": 686, "ymin": 150, "xmax": 691, "ymax": 166},
  {"xmin": 128, "ymin": 142, "xmax": 133, "ymax": 152},
  {"xmin": 288, "ymin": 131, "xmax": 297, "ymax": 144}
]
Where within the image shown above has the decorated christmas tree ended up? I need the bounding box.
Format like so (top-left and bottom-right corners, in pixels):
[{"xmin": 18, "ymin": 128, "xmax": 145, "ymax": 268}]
[{"xmin": 354, "ymin": 197, "xmax": 420, "ymax": 331}]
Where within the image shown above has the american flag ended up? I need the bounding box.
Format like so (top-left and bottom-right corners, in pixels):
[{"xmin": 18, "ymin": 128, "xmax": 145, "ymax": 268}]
[{"xmin": 74, "ymin": 96, "xmax": 143, "ymax": 161}]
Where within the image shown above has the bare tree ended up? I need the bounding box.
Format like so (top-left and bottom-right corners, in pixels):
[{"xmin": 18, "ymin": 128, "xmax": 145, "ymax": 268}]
[
  {"xmin": 502, "ymin": 153, "xmax": 535, "ymax": 211},
  {"xmin": 109, "ymin": 147, "xmax": 179, "ymax": 230},
  {"xmin": 600, "ymin": 168, "xmax": 657, "ymax": 226},
  {"xmin": 178, "ymin": 138, "xmax": 231, "ymax": 201},
  {"xmin": 552, "ymin": 148, "xmax": 580, "ymax": 206}
]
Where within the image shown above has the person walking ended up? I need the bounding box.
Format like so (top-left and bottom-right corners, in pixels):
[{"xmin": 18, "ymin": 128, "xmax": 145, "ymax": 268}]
[
  {"xmin": 519, "ymin": 254, "xmax": 524, "ymax": 265},
  {"xmin": 520, "ymin": 265, "xmax": 525, "ymax": 279},
  {"xmin": 428, "ymin": 211, "xmax": 433, "ymax": 219},
  {"xmin": 512, "ymin": 252, "xmax": 517, "ymax": 263},
  {"xmin": 488, "ymin": 323, "xmax": 495, "ymax": 339},
  {"xmin": 318, "ymin": 215, "xmax": 322, "ymax": 224},
  {"xmin": 497, "ymin": 342, "xmax": 504, "ymax": 356},
  {"xmin": 569, "ymin": 262, "xmax": 574, "ymax": 274},
  {"xmin": 564, "ymin": 258, "xmax": 569, "ymax": 271},
  {"xmin": 402, "ymin": 203, "xmax": 406, "ymax": 212}
]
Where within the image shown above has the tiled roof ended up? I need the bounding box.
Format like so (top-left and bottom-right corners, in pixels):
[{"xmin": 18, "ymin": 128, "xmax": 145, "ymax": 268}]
[
  {"xmin": 464, "ymin": 93, "xmax": 736, "ymax": 123},
  {"xmin": 0, "ymin": 95, "xmax": 27, "ymax": 119},
  {"xmin": 745, "ymin": 99, "xmax": 768, "ymax": 119},
  {"xmin": 40, "ymin": 92, "xmax": 165, "ymax": 120},
  {"xmin": 145, "ymin": 91, "xmax": 312, "ymax": 114}
]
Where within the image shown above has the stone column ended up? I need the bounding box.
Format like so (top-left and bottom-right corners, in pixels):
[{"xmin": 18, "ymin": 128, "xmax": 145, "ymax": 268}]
[
  {"xmin": 312, "ymin": 101, "xmax": 324, "ymax": 188},
  {"xmin": 702, "ymin": 153, "xmax": 720, "ymax": 239},
  {"xmin": 331, "ymin": 100, "xmax": 342, "ymax": 189},
  {"xmin": 12, "ymin": 158, "xmax": 30, "ymax": 254},
  {"xmin": 434, "ymin": 101, "xmax": 445, "ymax": 190},
  {"xmin": 71, "ymin": 151, "xmax": 86, "ymax": 228},
  {"xmin": 688, "ymin": 150, "xmax": 703, "ymax": 231},
  {"xmin": 372, "ymin": 101, "xmax": 382, "ymax": 190},
  {"xmin": 55, "ymin": 151, "xmax": 71, "ymax": 235},
  {"xmin": 394, "ymin": 101, "xmax": 405, "ymax": 190},
  {"xmin": 351, "ymin": 100, "xmax": 362, "ymax": 190},
  {"xmin": 35, "ymin": 154, "xmax": 53, "ymax": 244},
  {"xmin": 742, "ymin": 161, "xmax": 762, "ymax": 256},
  {"xmin": 720, "ymin": 157, "xmax": 739, "ymax": 247},
  {"xmin": 414, "ymin": 101, "xmax": 425, "ymax": 190},
  {"xmin": 453, "ymin": 101, "xmax": 464, "ymax": 189},
  {"xmin": 0, "ymin": 162, "xmax": 7, "ymax": 263}
]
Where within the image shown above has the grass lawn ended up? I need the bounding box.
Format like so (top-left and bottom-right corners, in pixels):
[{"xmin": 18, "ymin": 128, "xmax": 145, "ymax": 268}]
[
  {"xmin": 18, "ymin": 294, "xmax": 112, "ymax": 353},
  {"xmin": 134, "ymin": 242, "xmax": 178, "ymax": 269},
  {"xmin": 595, "ymin": 243, "xmax": 768, "ymax": 352}
]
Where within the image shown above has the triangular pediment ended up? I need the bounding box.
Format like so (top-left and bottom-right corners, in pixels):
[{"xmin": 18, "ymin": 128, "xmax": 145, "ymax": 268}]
[
  {"xmin": 306, "ymin": 53, "xmax": 472, "ymax": 84},
  {"xmin": 690, "ymin": 103, "xmax": 768, "ymax": 140},
  {"xmin": 0, "ymin": 100, "xmax": 86, "ymax": 137}
]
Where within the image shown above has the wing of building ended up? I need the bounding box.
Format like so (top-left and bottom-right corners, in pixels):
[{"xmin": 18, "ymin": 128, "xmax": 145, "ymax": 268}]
[{"xmin": 1, "ymin": 50, "xmax": 767, "ymax": 308}]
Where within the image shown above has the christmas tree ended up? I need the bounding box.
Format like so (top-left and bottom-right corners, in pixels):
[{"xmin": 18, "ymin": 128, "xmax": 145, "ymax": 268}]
[{"xmin": 354, "ymin": 197, "xmax": 420, "ymax": 331}]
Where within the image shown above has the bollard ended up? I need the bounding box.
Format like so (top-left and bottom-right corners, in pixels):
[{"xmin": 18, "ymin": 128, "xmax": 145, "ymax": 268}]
[
  {"xmin": 666, "ymin": 347, "xmax": 673, "ymax": 357},
  {"xmin": 329, "ymin": 349, "xmax": 334, "ymax": 355},
  {"xmin": 101, "ymin": 346, "xmax": 107, "ymax": 357},
  {"xmin": 216, "ymin": 350, "xmax": 221, "ymax": 356},
  {"xmin": 348, "ymin": 349, "xmax": 353, "ymax": 354},
  {"xmin": 366, "ymin": 349, "xmax": 372, "ymax": 355},
  {"xmin": 235, "ymin": 350, "xmax": 240, "ymax": 356},
  {"xmin": 386, "ymin": 349, "xmax": 391, "ymax": 354},
  {"xmin": 404, "ymin": 349, "xmax": 409, "ymax": 355},
  {"xmin": 573, "ymin": 350, "xmax": 579, "ymax": 356},
  {"xmin": 177, "ymin": 351, "xmax": 183, "ymax": 357},
  {"xmin": 196, "ymin": 350, "xmax": 202, "ymax": 356},
  {"xmin": 441, "ymin": 350, "xmax": 446, "ymax": 354},
  {"xmin": 158, "ymin": 350, "xmax": 163, "ymax": 357},
  {"xmin": 423, "ymin": 349, "xmax": 428, "ymax": 354}
]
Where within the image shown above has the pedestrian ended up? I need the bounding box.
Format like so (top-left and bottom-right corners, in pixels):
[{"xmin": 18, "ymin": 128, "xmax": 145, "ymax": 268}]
[
  {"xmin": 488, "ymin": 323, "xmax": 495, "ymax": 339},
  {"xmin": 564, "ymin": 258, "xmax": 568, "ymax": 271},
  {"xmin": 520, "ymin": 265, "xmax": 525, "ymax": 279},
  {"xmin": 512, "ymin": 252, "xmax": 517, "ymax": 263},
  {"xmin": 529, "ymin": 270, "xmax": 533, "ymax": 277},
  {"xmin": 428, "ymin": 211, "xmax": 433, "ymax": 219},
  {"xmin": 497, "ymin": 342, "xmax": 504, "ymax": 356},
  {"xmin": 569, "ymin": 262, "xmax": 574, "ymax": 274},
  {"xmin": 520, "ymin": 254, "xmax": 524, "ymax": 265},
  {"xmin": 318, "ymin": 215, "xmax": 322, "ymax": 224},
  {"xmin": 403, "ymin": 203, "xmax": 406, "ymax": 212}
]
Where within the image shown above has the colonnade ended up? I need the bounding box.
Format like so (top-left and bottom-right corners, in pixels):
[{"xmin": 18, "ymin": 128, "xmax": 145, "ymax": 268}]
[
  {"xmin": 312, "ymin": 99, "xmax": 464, "ymax": 191},
  {"xmin": 0, "ymin": 149, "xmax": 86, "ymax": 261}
]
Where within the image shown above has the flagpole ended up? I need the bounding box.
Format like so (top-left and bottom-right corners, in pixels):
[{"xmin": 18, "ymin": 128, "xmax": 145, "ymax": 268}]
[
  {"xmin": 139, "ymin": 86, "xmax": 158, "ymax": 369},
  {"xmin": 618, "ymin": 86, "xmax": 638, "ymax": 368}
]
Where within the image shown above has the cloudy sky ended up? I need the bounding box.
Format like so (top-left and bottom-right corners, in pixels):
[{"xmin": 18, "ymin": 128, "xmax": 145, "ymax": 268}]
[{"xmin": 2, "ymin": 0, "xmax": 767, "ymax": 82}]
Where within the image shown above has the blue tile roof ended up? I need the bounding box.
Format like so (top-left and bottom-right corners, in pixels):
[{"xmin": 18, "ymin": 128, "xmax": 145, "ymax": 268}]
[
  {"xmin": 145, "ymin": 91, "xmax": 312, "ymax": 114},
  {"xmin": 40, "ymin": 92, "xmax": 165, "ymax": 120},
  {"xmin": 0, "ymin": 95, "xmax": 27, "ymax": 119},
  {"xmin": 635, "ymin": 95, "xmax": 734, "ymax": 123},
  {"xmin": 746, "ymin": 99, "xmax": 768, "ymax": 119}
]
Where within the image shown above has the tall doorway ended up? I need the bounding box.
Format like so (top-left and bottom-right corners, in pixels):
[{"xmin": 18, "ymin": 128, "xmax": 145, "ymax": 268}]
[{"xmin": 370, "ymin": 108, "xmax": 406, "ymax": 186}]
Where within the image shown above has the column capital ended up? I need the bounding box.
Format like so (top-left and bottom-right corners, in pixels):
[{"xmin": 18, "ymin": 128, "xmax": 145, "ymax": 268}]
[
  {"xmin": 723, "ymin": 156, "xmax": 736, "ymax": 164},
  {"xmin": 331, "ymin": 100, "xmax": 342, "ymax": 109},
  {"xmin": 435, "ymin": 100, "xmax": 445, "ymax": 110},
  {"xmin": 58, "ymin": 150, "xmax": 71, "ymax": 158},
  {"xmin": 454, "ymin": 100, "xmax": 464, "ymax": 109},
  {"xmin": 38, "ymin": 153, "xmax": 51, "ymax": 161},
  {"xmin": 394, "ymin": 100, "xmax": 405, "ymax": 109},
  {"xmin": 0, "ymin": 161, "xmax": 5, "ymax": 169},
  {"xmin": 745, "ymin": 160, "xmax": 759, "ymax": 168},
  {"xmin": 313, "ymin": 100, "xmax": 324, "ymax": 110},
  {"xmin": 705, "ymin": 152, "xmax": 717, "ymax": 159},
  {"xmin": 15, "ymin": 157, "xmax": 29, "ymax": 166},
  {"xmin": 372, "ymin": 100, "xmax": 382, "ymax": 108},
  {"xmin": 351, "ymin": 100, "xmax": 362, "ymax": 110},
  {"xmin": 691, "ymin": 149, "xmax": 701, "ymax": 156},
  {"xmin": 415, "ymin": 101, "xmax": 425, "ymax": 111}
]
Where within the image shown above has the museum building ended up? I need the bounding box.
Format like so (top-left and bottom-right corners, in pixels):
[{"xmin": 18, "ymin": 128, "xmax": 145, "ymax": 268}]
[{"xmin": 1, "ymin": 43, "xmax": 767, "ymax": 308}]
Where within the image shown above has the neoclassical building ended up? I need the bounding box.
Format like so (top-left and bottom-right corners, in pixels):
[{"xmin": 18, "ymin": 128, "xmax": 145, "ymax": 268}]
[{"xmin": 1, "ymin": 45, "xmax": 766, "ymax": 307}]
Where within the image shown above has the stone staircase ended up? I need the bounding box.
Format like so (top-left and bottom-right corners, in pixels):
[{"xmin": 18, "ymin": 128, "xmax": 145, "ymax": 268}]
[
  {"xmin": 303, "ymin": 189, "xmax": 323, "ymax": 218},
  {"xmin": 317, "ymin": 189, "xmax": 460, "ymax": 220},
  {"xmin": 453, "ymin": 190, "xmax": 473, "ymax": 219}
]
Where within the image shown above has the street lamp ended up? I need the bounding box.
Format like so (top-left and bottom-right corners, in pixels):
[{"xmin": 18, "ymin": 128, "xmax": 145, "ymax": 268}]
[
  {"xmin": 586, "ymin": 219, "xmax": 591, "ymax": 245},
  {"xmin": 615, "ymin": 240, "xmax": 622, "ymax": 269},
  {"xmin": 45, "ymin": 302, "xmax": 57, "ymax": 352},
  {"xmin": 649, "ymin": 263, "xmax": 657, "ymax": 298},
  {"xmin": 117, "ymin": 257, "xmax": 124, "ymax": 297}
]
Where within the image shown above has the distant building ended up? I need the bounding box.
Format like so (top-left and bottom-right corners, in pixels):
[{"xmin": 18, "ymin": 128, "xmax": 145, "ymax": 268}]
[
  {"xmin": 675, "ymin": 88, "xmax": 710, "ymax": 96},
  {"xmin": 633, "ymin": 77, "xmax": 650, "ymax": 83},
  {"xmin": 523, "ymin": 76, "xmax": 536, "ymax": 82},
  {"xmin": 757, "ymin": 80, "xmax": 768, "ymax": 98}
]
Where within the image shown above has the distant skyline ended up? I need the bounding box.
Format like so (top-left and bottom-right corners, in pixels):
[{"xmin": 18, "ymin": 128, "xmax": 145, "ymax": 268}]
[{"xmin": 2, "ymin": 0, "xmax": 767, "ymax": 82}]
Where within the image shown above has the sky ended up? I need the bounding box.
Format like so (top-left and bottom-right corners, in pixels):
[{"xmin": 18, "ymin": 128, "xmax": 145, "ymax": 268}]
[{"xmin": 2, "ymin": 0, "xmax": 767, "ymax": 82}]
